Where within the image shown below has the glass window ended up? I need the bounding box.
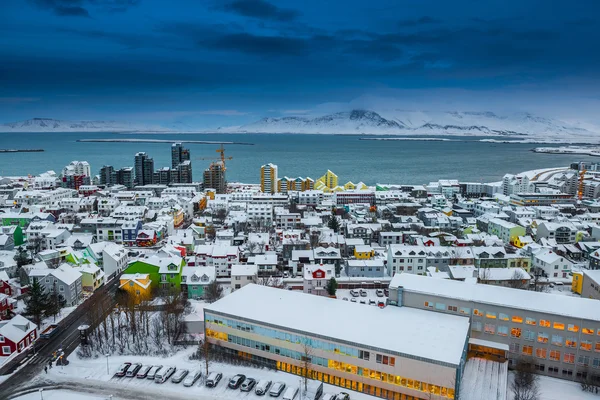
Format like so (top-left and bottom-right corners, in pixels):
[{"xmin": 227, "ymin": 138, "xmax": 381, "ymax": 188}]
[
  {"xmin": 552, "ymin": 335, "xmax": 563, "ymax": 346},
  {"xmin": 564, "ymin": 353, "xmax": 575, "ymax": 364},
  {"xmin": 522, "ymin": 345, "xmax": 533, "ymax": 356},
  {"xmin": 510, "ymin": 343, "xmax": 520, "ymax": 353},
  {"xmin": 435, "ymin": 303, "xmax": 446, "ymax": 311},
  {"xmin": 578, "ymin": 355, "xmax": 590, "ymax": 366},
  {"xmin": 498, "ymin": 326, "xmax": 509, "ymax": 336},
  {"xmin": 594, "ymin": 358, "xmax": 600, "ymax": 369},
  {"xmin": 512, "ymin": 315, "xmax": 523, "ymax": 323},
  {"xmin": 581, "ymin": 341, "xmax": 593, "ymax": 351},
  {"xmin": 566, "ymin": 337, "xmax": 577, "ymax": 348},
  {"xmin": 538, "ymin": 332, "xmax": 549, "ymax": 344},
  {"xmin": 459, "ymin": 307, "xmax": 470, "ymax": 315},
  {"xmin": 524, "ymin": 330, "xmax": 535, "ymax": 341},
  {"xmin": 568, "ymin": 324, "xmax": 579, "ymax": 333},
  {"xmin": 484, "ymin": 324, "xmax": 496, "ymax": 334},
  {"xmin": 540, "ymin": 319, "xmax": 551, "ymax": 328},
  {"xmin": 511, "ymin": 327, "xmax": 522, "ymax": 338},
  {"xmin": 595, "ymin": 343, "xmax": 600, "ymax": 353},
  {"xmin": 499, "ymin": 313, "xmax": 509, "ymax": 321},
  {"xmin": 526, "ymin": 317, "xmax": 536, "ymax": 326},
  {"xmin": 473, "ymin": 321, "xmax": 482, "ymax": 332},
  {"xmin": 536, "ymin": 348, "xmax": 547, "ymax": 359},
  {"xmin": 486, "ymin": 311, "xmax": 497, "ymax": 319},
  {"xmin": 473, "ymin": 309, "xmax": 483, "ymax": 317},
  {"xmin": 554, "ymin": 322, "xmax": 565, "ymax": 330},
  {"xmin": 550, "ymin": 350, "xmax": 561, "ymax": 361},
  {"xmin": 583, "ymin": 328, "xmax": 594, "ymax": 335}
]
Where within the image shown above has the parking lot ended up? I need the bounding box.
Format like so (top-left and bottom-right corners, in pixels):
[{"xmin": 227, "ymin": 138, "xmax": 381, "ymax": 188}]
[
  {"xmin": 48, "ymin": 348, "xmax": 377, "ymax": 400},
  {"xmin": 335, "ymin": 288, "xmax": 388, "ymax": 307}
]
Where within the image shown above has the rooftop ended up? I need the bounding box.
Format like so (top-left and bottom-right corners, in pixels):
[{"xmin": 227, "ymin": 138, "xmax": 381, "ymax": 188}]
[
  {"xmin": 205, "ymin": 284, "xmax": 470, "ymax": 366},
  {"xmin": 391, "ymin": 273, "xmax": 600, "ymax": 322}
]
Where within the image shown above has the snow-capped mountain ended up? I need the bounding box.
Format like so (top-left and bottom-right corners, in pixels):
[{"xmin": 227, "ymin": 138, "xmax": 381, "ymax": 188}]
[
  {"xmin": 224, "ymin": 109, "xmax": 600, "ymax": 139},
  {"xmin": 0, "ymin": 118, "xmax": 171, "ymax": 133}
]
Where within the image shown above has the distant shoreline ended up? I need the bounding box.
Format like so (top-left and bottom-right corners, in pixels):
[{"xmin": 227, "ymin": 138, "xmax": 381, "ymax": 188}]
[
  {"xmin": 76, "ymin": 139, "xmax": 254, "ymax": 145},
  {"xmin": 0, "ymin": 149, "xmax": 44, "ymax": 153}
]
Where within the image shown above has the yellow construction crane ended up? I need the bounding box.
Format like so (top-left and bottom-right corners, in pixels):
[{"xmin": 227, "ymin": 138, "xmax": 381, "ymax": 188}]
[
  {"xmin": 196, "ymin": 144, "xmax": 232, "ymax": 171},
  {"xmin": 578, "ymin": 169, "xmax": 587, "ymax": 200}
]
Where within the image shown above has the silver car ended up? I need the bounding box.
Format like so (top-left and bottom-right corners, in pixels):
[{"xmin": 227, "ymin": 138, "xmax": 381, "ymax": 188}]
[
  {"xmin": 155, "ymin": 366, "xmax": 176, "ymax": 384},
  {"xmin": 183, "ymin": 370, "xmax": 202, "ymax": 387},
  {"xmin": 171, "ymin": 369, "xmax": 189, "ymax": 384},
  {"xmin": 146, "ymin": 365, "xmax": 162, "ymax": 380}
]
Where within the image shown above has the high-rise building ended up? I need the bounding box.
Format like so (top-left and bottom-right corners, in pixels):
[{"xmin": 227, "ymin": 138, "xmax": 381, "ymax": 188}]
[
  {"xmin": 176, "ymin": 160, "xmax": 192, "ymax": 184},
  {"xmin": 170, "ymin": 143, "xmax": 192, "ymax": 183},
  {"xmin": 260, "ymin": 163, "xmax": 278, "ymax": 194},
  {"xmin": 203, "ymin": 163, "xmax": 226, "ymax": 194},
  {"xmin": 99, "ymin": 165, "xmax": 115, "ymax": 186},
  {"xmin": 171, "ymin": 143, "xmax": 190, "ymax": 169},
  {"xmin": 154, "ymin": 167, "xmax": 171, "ymax": 185},
  {"xmin": 63, "ymin": 161, "xmax": 91, "ymax": 178},
  {"xmin": 134, "ymin": 152, "xmax": 154, "ymax": 186},
  {"xmin": 115, "ymin": 167, "xmax": 134, "ymax": 189}
]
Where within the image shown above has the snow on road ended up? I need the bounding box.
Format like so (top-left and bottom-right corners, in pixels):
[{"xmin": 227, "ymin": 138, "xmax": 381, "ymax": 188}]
[
  {"xmin": 41, "ymin": 347, "xmax": 379, "ymax": 400},
  {"xmin": 14, "ymin": 389, "xmax": 122, "ymax": 400}
]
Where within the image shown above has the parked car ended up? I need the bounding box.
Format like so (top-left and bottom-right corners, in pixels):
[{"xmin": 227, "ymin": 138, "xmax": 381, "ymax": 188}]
[
  {"xmin": 171, "ymin": 369, "xmax": 189, "ymax": 384},
  {"xmin": 338, "ymin": 392, "xmax": 351, "ymax": 400},
  {"xmin": 359, "ymin": 289, "xmax": 367, "ymax": 297},
  {"xmin": 376, "ymin": 289, "xmax": 384, "ymax": 297},
  {"xmin": 183, "ymin": 370, "xmax": 201, "ymax": 387},
  {"xmin": 282, "ymin": 386, "xmax": 299, "ymax": 400},
  {"xmin": 136, "ymin": 365, "xmax": 152, "ymax": 379},
  {"xmin": 155, "ymin": 366, "xmax": 176, "ymax": 384},
  {"xmin": 342, "ymin": 297, "xmax": 348, "ymax": 301},
  {"xmin": 349, "ymin": 289, "xmax": 359, "ymax": 297},
  {"xmin": 378, "ymin": 301, "xmax": 385, "ymax": 308},
  {"xmin": 241, "ymin": 377, "xmax": 257, "ymax": 392},
  {"xmin": 255, "ymin": 379, "xmax": 272, "ymax": 395},
  {"xmin": 350, "ymin": 298, "xmax": 357, "ymax": 303},
  {"xmin": 384, "ymin": 289, "xmax": 389, "ymax": 297},
  {"xmin": 228, "ymin": 374, "xmax": 246, "ymax": 389},
  {"xmin": 359, "ymin": 299, "xmax": 366, "ymax": 304},
  {"xmin": 269, "ymin": 382, "xmax": 286, "ymax": 397},
  {"xmin": 206, "ymin": 372, "xmax": 223, "ymax": 387},
  {"xmin": 115, "ymin": 362, "xmax": 132, "ymax": 377},
  {"xmin": 146, "ymin": 365, "xmax": 162, "ymax": 380},
  {"xmin": 126, "ymin": 363, "xmax": 142, "ymax": 377},
  {"xmin": 322, "ymin": 394, "xmax": 337, "ymax": 400},
  {"xmin": 368, "ymin": 299, "xmax": 376, "ymax": 306}
]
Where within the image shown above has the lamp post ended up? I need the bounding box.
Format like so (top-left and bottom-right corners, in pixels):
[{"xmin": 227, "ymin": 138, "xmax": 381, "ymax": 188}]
[
  {"xmin": 106, "ymin": 354, "xmax": 110, "ymax": 375},
  {"xmin": 39, "ymin": 388, "xmax": 44, "ymax": 400}
]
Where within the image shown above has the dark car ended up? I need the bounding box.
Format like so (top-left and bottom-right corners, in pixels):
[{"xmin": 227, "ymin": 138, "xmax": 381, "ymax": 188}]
[
  {"xmin": 125, "ymin": 363, "xmax": 142, "ymax": 377},
  {"xmin": 338, "ymin": 392, "xmax": 350, "ymax": 400},
  {"xmin": 228, "ymin": 374, "xmax": 246, "ymax": 389},
  {"xmin": 115, "ymin": 362, "xmax": 132, "ymax": 377},
  {"xmin": 241, "ymin": 377, "xmax": 257, "ymax": 392}
]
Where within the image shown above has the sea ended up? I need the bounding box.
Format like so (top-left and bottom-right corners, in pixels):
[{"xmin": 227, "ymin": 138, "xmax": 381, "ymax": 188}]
[{"xmin": 0, "ymin": 132, "xmax": 594, "ymax": 185}]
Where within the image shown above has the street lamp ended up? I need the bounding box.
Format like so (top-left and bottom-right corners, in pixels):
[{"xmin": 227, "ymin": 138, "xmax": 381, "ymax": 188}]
[
  {"xmin": 106, "ymin": 354, "xmax": 110, "ymax": 375},
  {"xmin": 39, "ymin": 388, "xmax": 44, "ymax": 400}
]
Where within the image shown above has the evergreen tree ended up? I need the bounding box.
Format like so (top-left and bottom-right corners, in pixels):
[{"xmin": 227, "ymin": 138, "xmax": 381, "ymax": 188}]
[
  {"xmin": 327, "ymin": 215, "xmax": 341, "ymax": 233},
  {"xmin": 14, "ymin": 246, "xmax": 29, "ymax": 268},
  {"xmin": 326, "ymin": 277, "xmax": 338, "ymax": 296},
  {"xmin": 24, "ymin": 280, "xmax": 50, "ymax": 326}
]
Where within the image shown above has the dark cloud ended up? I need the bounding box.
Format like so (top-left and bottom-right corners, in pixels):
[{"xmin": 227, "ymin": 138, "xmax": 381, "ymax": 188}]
[
  {"xmin": 398, "ymin": 16, "xmax": 442, "ymax": 27},
  {"xmin": 200, "ymin": 33, "xmax": 306, "ymax": 56},
  {"xmin": 223, "ymin": 0, "xmax": 299, "ymax": 22},
  {"xmin": 31, "ymin": 0, "xmax": 90, "ymax": 17}
]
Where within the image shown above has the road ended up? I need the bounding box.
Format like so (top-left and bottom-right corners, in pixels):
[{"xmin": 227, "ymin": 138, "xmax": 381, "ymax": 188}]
[{"xmin": 0, "ymin": 278, "xmax": 120, "ymax": 398}]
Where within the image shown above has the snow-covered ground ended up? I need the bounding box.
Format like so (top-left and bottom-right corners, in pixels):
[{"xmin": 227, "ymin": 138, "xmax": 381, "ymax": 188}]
[
  {"xmin": 335, "ymin": 288, "xmax": 387, "ymax": 305},
  {"xmin": 508, "ymin": 372, "xmax": 598, "ymax": 400},
  {"xmin": 43, "ymin": 347, "xmax": 379, "ymax": 400},
  {"xmin": 40, "ymin": 305, "xmax": 78, "ymax": 331},
  {"xmin": 14, "ymin": 390, "xmax": 123, "ymax": 400},
  {"xmin": 459, "ymin": 358, "xmax": 507, "ymax": 400},
  {"xmin": 533, "ymin": 146, "xmax": 600, "ymax": 156}
]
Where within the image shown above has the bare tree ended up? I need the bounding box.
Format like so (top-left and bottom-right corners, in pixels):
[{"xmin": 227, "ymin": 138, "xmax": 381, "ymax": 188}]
[
  {"xmin": 511, "ymin": 358, "xmax": 540, "ymax": 400},
  {"xmin": 199, "ymin": 339, "xmax": 212, "ymax": 377},
  {"xmin": 508, "ymin": 269, "xmax": 527, "ymax": 290},
  {"xmin": 254, "ymin": 276, "xmax": 285, "ymax": 289},
  {"xmin": 204, "ymin": 280, "xmax": 223, "ymax": 303},
  {"xmin": 300, "ymin": 340, "xmax": 313, "ymax": 393},
  {"xmin": 478, "ymin": 267, "xmax": 491, "ymax": 284},
  {"xmin": 309, "ymin": 231, "xmax": 324, "ymax": 250},
  {"xmin": 246, "ymin": 241, "xmax": 258, "ymax": 256}
]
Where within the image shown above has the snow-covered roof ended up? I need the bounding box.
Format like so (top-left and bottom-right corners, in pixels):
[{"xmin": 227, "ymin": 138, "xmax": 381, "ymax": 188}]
[
  {"xmin": 231, "ymin": 264, "xmax": 258, "ymax": 276},
  {"xmin": 254, "ymin": 253, "xmax": 277, "ymax": 265},
  {"xmin": 205, "ymin": 284, "xmax": 469, "ymax": 366},
  {"xmin": 119, "ymin": 273, "xmax": 151, "ymax": 289},
  {"xmin": 391, "ymin": 273, "xmax": 600, "ymax": 322},
  {"xmin": 0, "ymin": 314, "xmax": 37, "ymax": 343},
  {"xmin": 50, "ymin": 264, "xmax": 82, "ymax": 285},
  {"xmin": 478, "ymin": 267, "xmax": 531, "ymax": 281}
]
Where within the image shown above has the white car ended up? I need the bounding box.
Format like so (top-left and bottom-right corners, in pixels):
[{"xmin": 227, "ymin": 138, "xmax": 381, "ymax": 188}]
[
  {"xmin": 255, "ymin": 379, "xmax": 272, "ymax": 395},
  {"xmin": 283, "ymin": 386, "xmax": 299, "ymax": 400},
  {"xmin": 171, "ymin": 369, "xmax": 189, "ymax": 383},
  {"xmin": 349, "ymin": 289, "xmax": 359, "ymax": 297},
  {"xmin": 183, "ymin": 370, "xmax": 202, "ymax": 387},
  {"xmin": 359, "ymin": 289, "xmax": 367, "ymax": 297},
  {"xmin": 146, "ymin": 365, "xmax": 162, "ymax": 380},
  {"xmin": 155, "ymin": 366, "xmax": 176, "ymax": 384},
  {"xmin": 376, "ymin": 289, "xmax": 385, "ymax": 297}
]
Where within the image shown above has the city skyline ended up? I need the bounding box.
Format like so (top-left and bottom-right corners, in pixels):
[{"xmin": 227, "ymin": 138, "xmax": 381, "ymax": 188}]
[{"xmin": 1, "ymin": 1, "xmax": 600, "ymax": 129}]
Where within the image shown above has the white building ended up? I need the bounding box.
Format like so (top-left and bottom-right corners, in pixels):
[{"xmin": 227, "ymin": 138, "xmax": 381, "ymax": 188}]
[{"xmin": 231, "ymin": 264, "xmax": 258, "ymax": 290}]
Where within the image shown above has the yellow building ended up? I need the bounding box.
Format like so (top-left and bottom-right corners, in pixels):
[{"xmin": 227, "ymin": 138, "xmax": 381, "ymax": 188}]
[
  {"xmin": 513, "ymin": 235, "xmax": 534, "ymax": 249},
  {"xmin": 354, "ymin": 245, "xmax": 375, "ymax": 260},
  {"xmin": 261, "ymin": 163, "xmax": 278, "ymax": 194},
  {"xmin": 119, "ymin": 273, "xmax": 152, "ymax": 304},
  {"xmin": 316, "ymin": 170, "xmax": 338, "ymax": 190},
  {"xmin": 198, "ymin": 195, "xmax": 207, "ymax": 211},
  {"xmin": 572, "ymin": 272, "xmax": 583, "ymax": 295},
  {"xmin": 344, "ymin": 181, "xmax": 356, "ymax": 190}
]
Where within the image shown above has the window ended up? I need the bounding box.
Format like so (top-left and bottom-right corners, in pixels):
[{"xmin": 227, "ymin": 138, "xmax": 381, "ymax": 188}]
[
  {"xmin": 486, "ymin": 311, "xmax": 497, "ymax": 319},
  {"xmin": 526, "ymin": 317, "xmax": 537, "ymax": 326},
  {"xmin": 536, "ymin": 348, "xmax": 547, "ymax": 359},
  {"xmin": 566, "ymin": 337, "xmax": 577, "ymax": 348},
  {"xmin": 564, "ymin": 353, "xmax": 575, "ymax": 364},
  {"xmin": 581, "ymin": 341, "xmax": 593, "ymax": 351},
  {"xmin": 578, "ymin": 355, "xmax": 590, "ymax": 366},
  {"xmin": 447, "ymin": 305, "xmax": 458, "ymax": 312},
  {"xmin": 540, "ymin": 319, "xmax": 551, "ymax": 328},
  {"xmin": 499, "ymin": 313, "xmax": 509, "ymax": 321},
  {"xmin": 1, "ymin": 346, "xmax": 10, "ymax": 355},
  {"xmin": 568, "ymin": 324, "xmax": 579, "ymax": 333},
  {"xmin": 129, "ymin": 282, "xmax": 134, "ymax": 287},
  {"xmin": 512, "ymin": 315, "xmax": 523, "ymax": 323},
  {"xmin": 459, "ymin": 307, "xmax": 471, "ymax": 315},
  {"xmin": 359, "ymin": 350, "xmax": 370, "ymax": 361},
  {"xmin": 524, "ymin": 330, "xmax": 535, "ymax": 341},
  {"xmin": 552, "ymin": 335, "xmax": 563, "ymax": 346},
  {"xmin": 484, "ymin": 324, "xmax": 496, "ymax": 334},
  {"xmin": 435, "ymin": 303, "xmax": 445, "ymax": 311},
  {"xmin": 511, "ymin": 328, "xmax": 522, "ymax": 338},
  {"xmin": 554, "ymin": 322, "xmax": 565, "ymax": 330},
  {"xmin": 583, "ymin": 328, "xmax": 594, "ymax": 335},
  {"xmin": 522, "ymin": 345, "xmax": 533, "ymax": 356},
  {"xmin": 538, "ymin": 332, "xmax": 549, "ymax": 344},
  {"xmin": 0, "ymin": 336, "xmax": 3, "ymax": 343},
  {"xmin": 596, "ymin": 343, "xmax": 600, "ymax": 353},
  {"xmin": 550, "ymin": 350, "xmax": 561, "ymax": 361},
  {"xmin": 594, "ymin": 358, "xmax": 600, "ymax": 369},
  {"xmin": 473, "ymin": 321, "xmax": 482, "ymax": 332},
  {"xmin": 376, "ymin": 354, "xmax": 382, "ymax": 364},
  {"xmin": 498, "ymin": 326, "xmax": 509, "ymax": 336},
  {"xmin": 473, "ymin": 309, "xmax": 483, "ymax": 317},
  {"xmin": 510, "ymin": 343, "xmax": 520, "ymax": 353}
]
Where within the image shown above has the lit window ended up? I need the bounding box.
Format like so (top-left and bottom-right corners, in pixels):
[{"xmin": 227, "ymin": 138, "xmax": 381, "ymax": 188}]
[
  {"xmin": 484, "ymin": 324, "xmax": 496, "ymax": 335},
  {"xmin": 568, "ymin": 324, "xmax": 580, "ymax": 333},
  {"xmin": 539, "ymin": 319, "xmax": 551, "ymax": 328},
  {"xmin": 550, "ymin": 350, "xmax": 560, "ymax": 361},
  {"xmin": 499, "ymin": 313, "xmax": 509, "ymax": 321},
  {"xmin": 566, "ymin": 337, "xmax": 577, "ymax": 348},
  {"xmin": 583, "ymin": 328, "xmax": 594, "ymax": 335},
  {"xmin": 522, "ymin": 345, "xmax": 533, "ymax": 356},
  {"xmin": 459, "ymin": 307, "xmax": 471, "ymax": 315},
  {"xmin": 581, "ymin": 341, "xmax": 593, "ymax": 351},
  {"xmin": 564, "ymin": 353, "xmax": 575, "ymax": 364},
  {"xmin": 536, "ymin": 348, "xmax": 547, "ymax": 359},
  {"xmin": 512, "ymin": 315, "xmax": 523, "ymax": 323},
  {"xmin": 526, "ymin": 317, "xmax": 536, "ymax": 326},
  {"xmin": 537, "ymin": 332, "xmax": 549, "ymax": 344},
  {"xmin": 486, "ymin": 312, "xmax": 497, "ymax": 319},
  {"xmin": 511, "ymin": 327, "xmax": 522, "ymax": 338},
  {"xmin": 473, "ymin": 309, "xmax": 483, "ymax": 317},
  {"xmin": 554, "ymin": 322, "xmax": 565, "ymax": 330}
]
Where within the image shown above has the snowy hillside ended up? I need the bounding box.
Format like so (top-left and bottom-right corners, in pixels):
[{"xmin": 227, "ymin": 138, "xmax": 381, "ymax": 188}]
[
  {"xmin": 0, "ymin": 118, "xmax": 171, "ymax": 133},
  {"xmin": 223, "ymin": 109, "xmax": 600, "ymax": 139}
]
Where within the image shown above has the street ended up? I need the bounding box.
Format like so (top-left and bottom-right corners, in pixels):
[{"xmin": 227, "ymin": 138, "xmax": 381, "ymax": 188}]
[{"xmin": 0, "ymin": 277, "xmax": 120, "ymax": 399}]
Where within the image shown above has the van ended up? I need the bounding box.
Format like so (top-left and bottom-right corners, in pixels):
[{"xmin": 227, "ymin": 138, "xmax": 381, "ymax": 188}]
[{"xmin": 282, "ymin": 386, "xmax": 299, "ymax": 400}]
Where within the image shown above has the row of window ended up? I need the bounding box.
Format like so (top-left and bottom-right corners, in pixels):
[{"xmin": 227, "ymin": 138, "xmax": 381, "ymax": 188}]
[{"xmin": 512, "ymin": 344, "xmax": 600, "ymax": 367}]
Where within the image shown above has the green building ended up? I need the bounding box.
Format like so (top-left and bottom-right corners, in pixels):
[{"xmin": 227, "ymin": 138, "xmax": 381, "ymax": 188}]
[
  {"xmin": 181, "ymin": 266, "xmax": 216, "ymax": 299},
  {"xmin": 1, "ymin": 225, "xmax": 24, "ymax": 246},
  {"xmin": 124, "ymin": 253, "xmax": 184, "ymax": 291}
]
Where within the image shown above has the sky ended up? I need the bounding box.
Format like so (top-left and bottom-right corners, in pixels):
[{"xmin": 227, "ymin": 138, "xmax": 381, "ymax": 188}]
[{"xmin": 1, "ymin": 0, "xmax": 600, "ymax": 128}]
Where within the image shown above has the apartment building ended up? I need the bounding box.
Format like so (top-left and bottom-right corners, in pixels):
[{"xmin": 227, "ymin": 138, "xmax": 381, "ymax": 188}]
[
  {"xmin": 260, "ymin": 163, "xmax": 278, "ymax": 194},
  {"xmin": 389, "ymin": 273, "xmax": 600, "ymax": 381},
  {"xmin": 486, "ymin": 218, "xmax": 525, "ymax": 245},
  {"xmin": 205, "ymin": 284, "xmax": 467, "ymax": 400},
  {"xmin": 536, "ymin": 222, "xmax": 578, "ymax": 244},
  {"xmin": 510, "ymin": 193, "xmax": 575, "ymax": 207}
]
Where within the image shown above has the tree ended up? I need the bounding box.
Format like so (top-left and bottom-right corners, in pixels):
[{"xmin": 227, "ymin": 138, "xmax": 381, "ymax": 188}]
[
  {"xmin": 508, "ymin": 269, "xmax": 527, "ymax": 290},
  {"xmin": 215, "ymin": 208, "xmax": 227, "ymax": 223},
  {"xmin": 327, "ymin": 215, "xmax": 341, "ymax": 233},
  {"xmin": 45, "ymin": 283, "xmax": 62, "ymax": 322},
  {"xmin": 14, "ymin": 246, "xmax": 30, "ymax": 284},
  {"xmin": 511, "ymin": 358, "xmax": 540, "ymax": 400},
  {"xmin": 205, "ymin": 280, "xmax": 223, "ymax": 303},
  {"xmin": 300, "ymin": 340, "xmax": 313, "ymax": 393},
  {"xmin": 309, "ymin": 231, "xmax": 324, "ymax": 249},
  {"xmin": 325, "ymin": 277, "xmax": 338, "ymax": 296},
  {"xmin": 24, "ymin": 280, "xmax": 50, "ymax": 326},
  {"xmin": 255, "ymin": 276, "xmax": 285, "ymax": 289},
  {"xmin": 198, "ymin": 338, "xmax": 212, "ymax": 377}
]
